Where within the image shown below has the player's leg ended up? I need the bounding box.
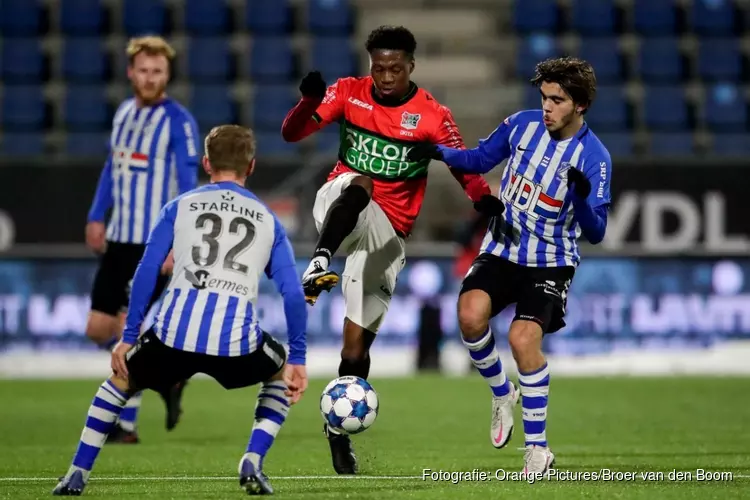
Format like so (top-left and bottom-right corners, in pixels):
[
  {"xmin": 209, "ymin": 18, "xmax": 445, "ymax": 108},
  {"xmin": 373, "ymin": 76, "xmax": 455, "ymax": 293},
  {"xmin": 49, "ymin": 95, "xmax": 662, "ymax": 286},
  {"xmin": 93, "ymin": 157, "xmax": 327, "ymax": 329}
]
[
  {"xmin": 510, "ymin": 267, "xmax": 573, "ymax": 475},
  {"xmin": 303, "ymin": 173, "xmax": 374, "ymax": 305},
  {"xmin": 457, "ymin": 254, "xmax": 519, "ymax": 449},
  {"xmin": 86, "ymin": 245, "xmax": 125, "ymax": 351}
]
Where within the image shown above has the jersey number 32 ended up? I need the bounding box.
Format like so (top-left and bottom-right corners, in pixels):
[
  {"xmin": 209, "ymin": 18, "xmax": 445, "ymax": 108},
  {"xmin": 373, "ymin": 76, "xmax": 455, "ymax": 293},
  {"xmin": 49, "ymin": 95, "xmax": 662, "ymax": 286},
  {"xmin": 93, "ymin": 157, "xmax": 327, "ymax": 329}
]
[{"xmin": 191, "ymin": 213, "xmax": 256, "ymax": 274}]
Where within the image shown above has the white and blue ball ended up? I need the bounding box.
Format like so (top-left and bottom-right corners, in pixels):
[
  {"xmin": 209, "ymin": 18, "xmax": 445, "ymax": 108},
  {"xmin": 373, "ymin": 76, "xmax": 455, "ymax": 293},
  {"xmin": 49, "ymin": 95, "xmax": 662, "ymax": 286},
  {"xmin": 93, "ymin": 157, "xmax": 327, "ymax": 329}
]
[{"xmin": 320, "ymin": 376, "xmax": 379, "ymax": 435}]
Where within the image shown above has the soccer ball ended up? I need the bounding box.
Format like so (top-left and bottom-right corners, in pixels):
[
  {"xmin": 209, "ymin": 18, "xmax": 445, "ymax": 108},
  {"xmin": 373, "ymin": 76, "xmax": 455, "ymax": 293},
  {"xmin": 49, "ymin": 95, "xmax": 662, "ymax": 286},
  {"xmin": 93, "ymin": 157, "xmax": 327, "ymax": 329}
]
[{"xmin": 319, "ymin": 376, "xmax": 379, "ymax": 435}]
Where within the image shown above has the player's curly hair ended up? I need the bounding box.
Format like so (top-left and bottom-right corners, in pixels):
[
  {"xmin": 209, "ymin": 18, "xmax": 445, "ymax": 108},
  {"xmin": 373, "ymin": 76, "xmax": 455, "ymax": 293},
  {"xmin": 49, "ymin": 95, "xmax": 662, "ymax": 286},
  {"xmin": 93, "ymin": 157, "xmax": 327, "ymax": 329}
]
[
  {"xmin": 530, "ymin": 57, "xmax": 597, "ymax": 114},
  {"xmin": 365, "ymin": 25, "xmax": 417, "ymax": 58}
]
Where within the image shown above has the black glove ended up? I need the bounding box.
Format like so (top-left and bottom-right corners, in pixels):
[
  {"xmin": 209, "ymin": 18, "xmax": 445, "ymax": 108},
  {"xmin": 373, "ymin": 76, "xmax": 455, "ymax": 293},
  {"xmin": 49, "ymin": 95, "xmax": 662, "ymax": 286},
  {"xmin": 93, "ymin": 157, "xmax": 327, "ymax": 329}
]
[
  {"xmin": 473, "ymin": 194, "xmax": 505, "ymax": 217},
  {"xmin": 567, "ymin": 168, "xmax": 591, "ymax": 199},
  {"xmin": 406, "ymin": 143, "xmax": 442, "ymax": 162},
  {"xmin": 299, "ymin": 71, "xmax": 327, "ymax": 99}
]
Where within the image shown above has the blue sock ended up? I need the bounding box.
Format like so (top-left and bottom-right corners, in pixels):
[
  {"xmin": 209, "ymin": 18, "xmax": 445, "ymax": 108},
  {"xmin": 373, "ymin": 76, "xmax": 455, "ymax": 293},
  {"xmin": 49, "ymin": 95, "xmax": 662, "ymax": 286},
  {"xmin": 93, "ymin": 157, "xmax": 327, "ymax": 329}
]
[
  {"xmin": 244, "ymin": 381, "xmax": 290, "ymax": 470},
  {"xmin": 117, "ymin": 391, "xmax": 142, "ymax": 432},
  {"xmin": 519, "ymin": 363, "xmax": 550, "ymax": 447},
  {"xmin": 65, "ymin": 379, "xmax": 128, "ymax": 481},
  {"xmin": 462, "ymin": 327, "xmax": 511, "ymax": 397}
]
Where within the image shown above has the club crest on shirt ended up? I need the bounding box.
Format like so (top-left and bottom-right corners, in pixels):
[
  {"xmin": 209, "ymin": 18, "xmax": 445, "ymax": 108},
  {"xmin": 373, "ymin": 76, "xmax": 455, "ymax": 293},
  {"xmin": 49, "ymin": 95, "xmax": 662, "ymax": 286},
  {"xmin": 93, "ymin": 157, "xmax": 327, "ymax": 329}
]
[
  {"xmin": 401, "ymin": 112, "xmax": 421, "ymax": 130},
  {"xmin": 557, "ymin": 162, "xmax": 573, "ymax": 181}
]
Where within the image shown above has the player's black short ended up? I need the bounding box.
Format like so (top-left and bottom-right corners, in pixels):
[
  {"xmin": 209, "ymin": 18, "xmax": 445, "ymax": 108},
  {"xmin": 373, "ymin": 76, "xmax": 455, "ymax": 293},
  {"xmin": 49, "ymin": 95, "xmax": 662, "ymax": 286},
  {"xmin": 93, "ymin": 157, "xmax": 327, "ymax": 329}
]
[
  {"xmin": 460, "ymin": 253, "xmax": 575, "ymax": 334},
  {"xmin": 125, "ymin": 329, "xmax": 287, "ymax": 393},
  {"xmin": 90, "ymin": 242, "xmax": 169, "ymax": 316}
]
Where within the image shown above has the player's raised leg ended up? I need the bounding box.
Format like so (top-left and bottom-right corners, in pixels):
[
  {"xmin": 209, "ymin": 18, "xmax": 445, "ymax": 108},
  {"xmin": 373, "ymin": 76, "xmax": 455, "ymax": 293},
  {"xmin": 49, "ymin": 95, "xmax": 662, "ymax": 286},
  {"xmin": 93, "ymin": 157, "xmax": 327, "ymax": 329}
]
[
  {"xmin": 303, "ymin": 175, "xmax": 374, "ymax": 305},
  {"xmin": 457, "ymin": 256, "xmax": 519, "ymax": 449}
]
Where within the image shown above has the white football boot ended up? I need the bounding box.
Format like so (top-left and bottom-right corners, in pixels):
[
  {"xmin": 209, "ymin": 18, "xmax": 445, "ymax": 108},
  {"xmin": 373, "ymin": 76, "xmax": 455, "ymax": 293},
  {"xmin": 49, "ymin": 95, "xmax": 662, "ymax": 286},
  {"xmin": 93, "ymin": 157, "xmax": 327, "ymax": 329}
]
[
  {"xmin": 490, "ymin": 382, "xmax": 520, "ymax": 449},
  {"xmin": 523, "ymin": 445, "xmax": 556, "ymax": 476}
]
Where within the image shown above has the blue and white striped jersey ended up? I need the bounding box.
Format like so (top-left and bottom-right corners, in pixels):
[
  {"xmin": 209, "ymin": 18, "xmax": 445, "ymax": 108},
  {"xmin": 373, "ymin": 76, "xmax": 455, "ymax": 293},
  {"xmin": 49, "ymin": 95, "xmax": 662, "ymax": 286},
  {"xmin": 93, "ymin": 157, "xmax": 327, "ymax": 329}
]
[
  {"xmin": 438, "ymin": 110, "xmax": 612, "ymax": 268},
  {"xmin": 87, "ymin": 98, "xmax": 200, "ymax": 245},
  {"xmin": 122, "ymin": 182, "xmax": 308, "ymax": 364}
]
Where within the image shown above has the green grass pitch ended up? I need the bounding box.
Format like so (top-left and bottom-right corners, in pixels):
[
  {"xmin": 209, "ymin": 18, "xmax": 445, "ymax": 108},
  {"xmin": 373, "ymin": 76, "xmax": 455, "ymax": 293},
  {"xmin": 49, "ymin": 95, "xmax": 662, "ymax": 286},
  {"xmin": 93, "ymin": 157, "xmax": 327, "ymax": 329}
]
[{"xmin": 1, "ymin": 375, "xmax": 749, "ymax": 499}]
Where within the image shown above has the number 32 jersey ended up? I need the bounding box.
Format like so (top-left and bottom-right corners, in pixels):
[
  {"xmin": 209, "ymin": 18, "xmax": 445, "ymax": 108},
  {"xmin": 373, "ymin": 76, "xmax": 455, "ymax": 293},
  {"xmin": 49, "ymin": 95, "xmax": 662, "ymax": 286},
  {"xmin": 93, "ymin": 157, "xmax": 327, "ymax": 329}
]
[{"xmin": 122, "ymin": 181, "xmax": 307, "ymax": 363}]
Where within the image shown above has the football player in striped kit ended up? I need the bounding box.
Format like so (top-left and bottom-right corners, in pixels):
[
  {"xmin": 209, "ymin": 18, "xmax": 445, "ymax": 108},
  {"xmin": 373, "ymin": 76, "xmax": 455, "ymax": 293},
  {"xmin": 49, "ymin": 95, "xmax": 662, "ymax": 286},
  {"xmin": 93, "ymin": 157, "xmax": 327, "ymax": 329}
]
[
  {"xmin": 408, "ymin": 57, "xmax": 611, "ymax": 476},
  {"xmin": 83, "ymin": 36, "xmax": 199, "ymax": 442},
  {"xmin": 54, "ymin": 125, "xmax": 308, "ymax": 496}
]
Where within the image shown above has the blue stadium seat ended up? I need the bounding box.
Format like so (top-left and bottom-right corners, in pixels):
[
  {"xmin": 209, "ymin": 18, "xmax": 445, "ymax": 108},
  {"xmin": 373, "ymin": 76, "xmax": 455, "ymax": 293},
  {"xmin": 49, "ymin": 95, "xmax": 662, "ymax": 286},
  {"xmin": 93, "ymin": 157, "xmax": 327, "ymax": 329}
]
[
  {"xmin": 712, "ymin": 133, "xmax": 750, "ymax": 154},
  {"xmin": 64, "ymin": 86, "xmax": 110, "ymax": 131},
  {"xmin": 522, "ymin": 86, "xmax": 542, "ymax": 110},
  {"xmin": 65, "ymin": 132, "xmax": 110, "ymax": 156},
  {"xmin": 584, "ymin": 86, "xmax": 628, "ymax": 131},
  {"xmin": 312, "ymin": 38, "xmax": 358, "ymax": 82},
  {"xmin": 705, "ymin": 84, "xmax": 746, "ymax": 132},
  {"xmin": 592, "ymin": 133, "xmax": 633, "ymax": 157},
  {"xmin": 516, "ymin": 34, "xmax": 560, "ymax": 78},
  {"xmin": 123, "ymin": 0, "xmax": 166, "ymax": 36},
  {"xmin": 633, "ymin": 0, "xmax": 676, "ymax": 35},
  {"xmin": 63, "ymin": 39, "xmax": 107, "ymax": 82},
  {"xmin": 252, "ymin": 85, "xmax": 296, "ymax": 130},
  {"xmin": 512, "ymin": 0, "xmax": 558, "ymax": 33},
  {"xmin": 643, "ymin": 86, "xmax": 689, "ymax": 130},
  {"xmin": 184, "ymin": 0, "xmax": 229, "ymax": 35},
  {"xmin": 308, "ymin": 0, "xmax": 354, "ymax": 36},
  {"xmin": 1, "ymin": 39, "xmax": 44, "ymax": 83},
  {"xmin": 254, "ymin": 131, "xmax": 300, "ymax": 156},
  {"xmin": 648, "ymin": 133, "xmax": 695, "ymax": 155},
  {"xmin": 315, "ymin": 129, "xmax": 342, "ymax": 153},
  {"xmin": 250, "ymin": 37, "xmax": 294, "ymax": 83},
  {"xmin": 61, "ymin": 0, "xmax": 104, "ymax": 35},
  {"xmin": 571, "ymin": 0, "xmax": 616, "ymax": 36},
  {"xmin": 637, "ymin": 38, "xmax": 682, "ymax": 83},
  {"xmin": 578, "ymin": 39, "xmax": 621, "ymax": 84},
  {"xmin": 697, "ymin": 38, "xmax": 741, "ymax": 81},
  {"xmin": 0, "ymin": 0, "xmax": 42, "ymax": 36},
  {"xmin": 1, "ymin": 86, "xmax": 46, "ymax": 130},
  {"xmin": 187, "ymin": 38, "xmax": 232, "ymax": 82},
  {"xmin": 1, "ymin": 132, "xmax": 45, "ymax": 156},
  {"xmin": 691, "ymin": 0, "xmax": 735, "ymax": 35},
  {"xmin": 246, "ymin": 0, "xmax": 291, "ymax": 34},
  {"xmin": 190, "ymin": 85, "xmax": 236, "ymax": 132}
]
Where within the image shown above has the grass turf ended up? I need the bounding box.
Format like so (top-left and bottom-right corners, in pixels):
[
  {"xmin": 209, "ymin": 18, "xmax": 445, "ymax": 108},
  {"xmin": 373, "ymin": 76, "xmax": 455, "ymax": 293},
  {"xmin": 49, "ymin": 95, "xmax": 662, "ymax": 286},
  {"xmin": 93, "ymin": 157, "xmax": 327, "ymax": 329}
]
[{"xmin": 0, "ymin": 375, "xmax": 748, "ymax": 499}]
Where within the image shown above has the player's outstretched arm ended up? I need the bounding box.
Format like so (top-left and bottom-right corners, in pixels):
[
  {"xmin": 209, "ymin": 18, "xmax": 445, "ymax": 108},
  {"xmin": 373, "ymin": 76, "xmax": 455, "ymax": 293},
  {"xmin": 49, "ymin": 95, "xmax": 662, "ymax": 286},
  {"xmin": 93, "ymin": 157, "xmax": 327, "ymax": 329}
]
[
  {"xmin": 281, "ymin": 71, "xmax": 329, "ymax": 142},
  {"xmin": 265, "ymin": 219, "xmax": 308, "ymax": 367},
  {"xmin": 122, "ymin": 203, "xmax": 176, "ymax": 344}
]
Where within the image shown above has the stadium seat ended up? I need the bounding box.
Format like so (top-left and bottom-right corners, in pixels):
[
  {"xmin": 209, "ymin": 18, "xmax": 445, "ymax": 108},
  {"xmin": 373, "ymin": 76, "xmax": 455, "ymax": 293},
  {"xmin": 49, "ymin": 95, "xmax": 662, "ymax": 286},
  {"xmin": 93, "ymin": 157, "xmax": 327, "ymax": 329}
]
[
  {"xmin": 250, "ymin": 37, "xmax": 295, "ymax": 83},
  {"xmin": 592, "ymin": 133, "xmax": 633, "ymax": 157},
  {"xmin": 697, "ymin": 38, "xmax": 741, "ymax": 81},
  {"xmin": 584, "ymin": 86, "xmax": 628, "ymax": 131},
  {"xmin": 123, "ymin": 0, "xmax": 166, "ymax": 36},
  {"xmin": 1, "ymin": 132, "xmax": 45, "ymax": 156},
  {"xmin": 512, "ymin": 0, "xmax": 558, "ymax": 33},
  {"xmin": 1, "ymin": 86, "xmax": 46, "ymax": 130},
  {"xmin": 254, "ymin": 131, "xmax": 300, "ymax": 156},
  {"xmin": 648, "ymin": 133, "xmax": 695, "ymax": 155},
  {"xmin": 570, "ymin": 0, "xmax": 616, "ymax": 36},
  {"xmin": 633, "ymin": 0, "xmax": 677, "ymax": 35},
  {"xmin": 61, "ymin": 0, "xmax": 105, "ymax": 35},
  {"xmin": 516, "ymin": 34, "xmax": 560, "ymax": 79},
  {"xmin": 190, "ymin": 85, "xmax": 237, "ymax": 133},
  {"xmin": 643, "ymin": 86, "xmax": 690, "ymax": 130},
  {"xmin": 187, "ymin": 38, "xmax": 232, "ymax": 82},
  {"xmin": 522, "ymin": 86, "xmax": 542, "ymax": 111},
  {"xmin": 62, "ymin": 39, "xmax": 108, "ymax": 83},
  {"xmin": 184, "ymin": 0, "xmax": 229, "ymax": 35},
  {"xmin": 691, "ymin": 0, "xmax": 736, "ymax": 35},
  {"xmin": 246, "ymin": 0, "xmax": 292, "ymax": 34},
  {"xmin": 578, "ymin": 38, "xmax": 621, "ymax": 84},
  {"xmin": 704, "ymin": 84, "xmax": 747, "ymax": 132},
  {"xmin": 312, "ymin": 38, "xmax": 358, "ymax": 82},
  {"xmin": 712, "ymin": 133, "xmax": 750, "ymax": 155},
  {"xmin": 252, "ymin": 85, "xmax": 297, "ymax": 131},
  {"xmin": 308, "ymin": 0, "xmax": 354, "ymax": 36},
  {"xmin": 65, "ymin": 132, "xmax": 110, "ymax": 156},
  {"xmin": 0, "ymin": 0, "xmax": 42, "ymax": 36},
  {"xmin": 636, "ymin": 38, "xmax": 682, "ymax": 83},
  {"xmin": 63, "ymin": 86, "xmax": 110, "ymax": 131},
  {"xmin": 1, "ymin": 39, "xmax": 44, "ymax": 83}
]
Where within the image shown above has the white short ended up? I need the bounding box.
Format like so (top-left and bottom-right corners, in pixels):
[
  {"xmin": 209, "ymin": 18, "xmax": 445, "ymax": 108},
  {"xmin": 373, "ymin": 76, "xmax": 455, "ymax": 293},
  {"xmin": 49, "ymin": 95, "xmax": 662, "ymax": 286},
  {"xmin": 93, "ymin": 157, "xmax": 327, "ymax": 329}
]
[{"xmin": 312, "ymin": 172, "xmax": 406, "ymax": 333}]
